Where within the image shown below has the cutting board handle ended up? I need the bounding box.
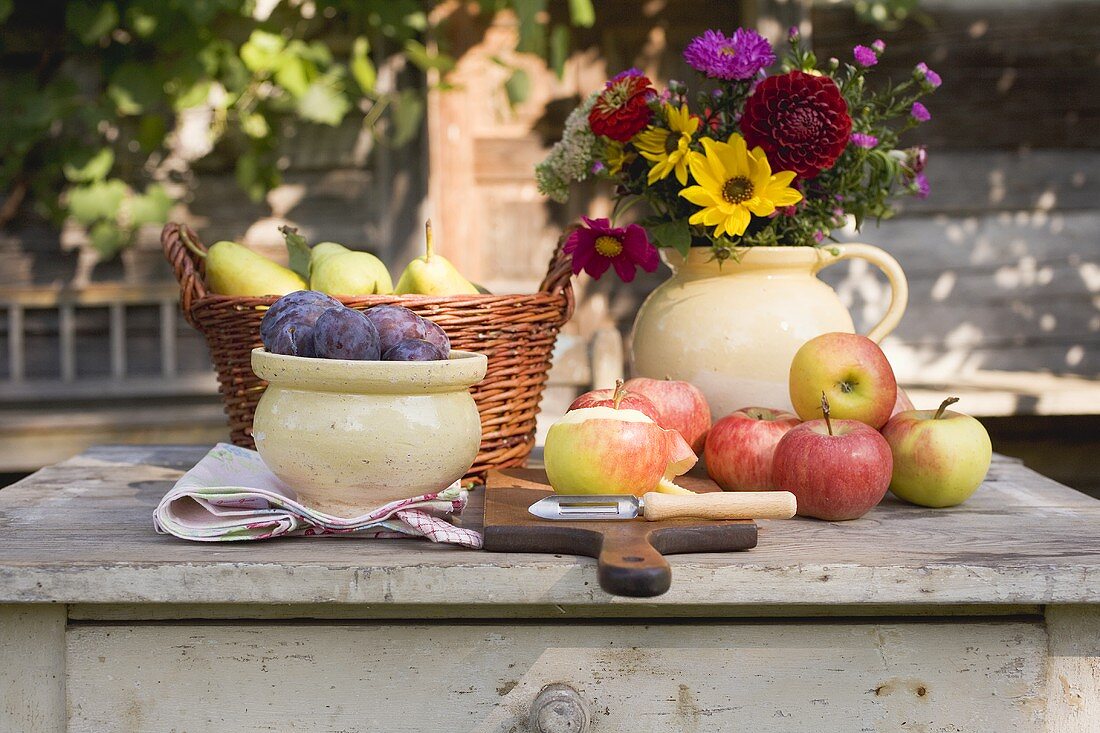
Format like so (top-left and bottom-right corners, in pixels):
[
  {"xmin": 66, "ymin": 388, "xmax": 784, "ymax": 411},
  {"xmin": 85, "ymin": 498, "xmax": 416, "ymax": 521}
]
[{"xmin": 597, "ymin": 531, "xmax": 671, "ymax": 597}]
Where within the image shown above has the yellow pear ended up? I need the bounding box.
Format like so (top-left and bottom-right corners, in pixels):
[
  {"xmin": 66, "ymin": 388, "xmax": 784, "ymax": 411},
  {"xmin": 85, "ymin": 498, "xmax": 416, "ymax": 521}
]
[
  {"xmin": 203, "ymin": 240, "xmax": 307, "ymax": 296},
  {"xmin": 310, "ymin": 250, "xmax": 394, "ymax": 295},
  {"xmin": 395, "ymin": 220, "xmax": 478, "ymax": 296},
  {"xmin": 309, "ymin": 241, "xmax": 349, "ymax": 270}
]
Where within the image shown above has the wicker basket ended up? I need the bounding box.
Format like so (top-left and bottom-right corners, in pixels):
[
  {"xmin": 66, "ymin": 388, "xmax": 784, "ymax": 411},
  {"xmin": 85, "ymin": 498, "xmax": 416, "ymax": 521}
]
[{"xmin": 162, "ymin": 222, "xmax": 575, "ymax": 478}]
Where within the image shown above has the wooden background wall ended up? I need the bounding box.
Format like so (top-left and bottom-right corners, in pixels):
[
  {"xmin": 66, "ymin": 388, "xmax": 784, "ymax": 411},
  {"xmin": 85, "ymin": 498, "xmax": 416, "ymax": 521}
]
[{"xmin": 1, "ymin": 0, "xmax": 1098, "ymax": 488}]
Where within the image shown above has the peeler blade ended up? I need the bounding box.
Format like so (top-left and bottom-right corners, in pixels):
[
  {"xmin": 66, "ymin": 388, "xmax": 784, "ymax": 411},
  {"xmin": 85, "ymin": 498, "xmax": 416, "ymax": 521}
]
[{"xmin": 528, "ymin": 494, "xmax": 642, "ymax": 521}]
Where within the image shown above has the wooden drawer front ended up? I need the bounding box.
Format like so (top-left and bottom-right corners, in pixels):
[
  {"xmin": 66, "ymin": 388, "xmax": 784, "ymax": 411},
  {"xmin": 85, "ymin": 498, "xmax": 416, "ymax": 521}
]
[{"xmin": 67, "ymin": 621, "xmax": 1047, "ymax": 732}]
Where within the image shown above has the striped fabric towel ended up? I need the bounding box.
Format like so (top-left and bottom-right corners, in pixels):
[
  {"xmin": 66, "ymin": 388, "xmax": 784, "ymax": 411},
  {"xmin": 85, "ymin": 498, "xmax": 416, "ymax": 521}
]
[{"xmin": 154, "ymin": 443, "xmax": 482, "ymax": 548}]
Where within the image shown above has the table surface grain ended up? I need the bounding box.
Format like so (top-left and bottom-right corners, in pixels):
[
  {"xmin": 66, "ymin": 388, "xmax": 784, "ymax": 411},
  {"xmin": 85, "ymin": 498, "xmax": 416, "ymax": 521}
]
[{"xmin": 1, "ymin": 444, "xmax": 1098, "ymax": 608}]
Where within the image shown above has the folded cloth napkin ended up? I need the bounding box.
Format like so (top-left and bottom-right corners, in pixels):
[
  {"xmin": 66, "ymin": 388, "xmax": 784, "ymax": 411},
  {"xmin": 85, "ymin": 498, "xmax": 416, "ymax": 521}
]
[{"xmin": 154, "ymin": 443, "xmax": 482, "ymax": 548}]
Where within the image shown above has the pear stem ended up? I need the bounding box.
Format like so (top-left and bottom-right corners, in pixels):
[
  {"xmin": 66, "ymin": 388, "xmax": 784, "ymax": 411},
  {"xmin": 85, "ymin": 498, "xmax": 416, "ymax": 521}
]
[
  {"xmin": 612, "ymin": 378, "xmax": 626, "ymax": 409},
  {"xmin": 180, "ymin": 228, "xmax": 207, "ymax": 260},
  {"xmin": 821, "ymin": 391, "xmax": 833, "ymax": 436},
  {"xmin": 424, "ymin": 219, "xmax": 434, "ymax": 261},
  {"xmin": 933, "ymin": 396, "xmax": 960, "ymax": 420}
]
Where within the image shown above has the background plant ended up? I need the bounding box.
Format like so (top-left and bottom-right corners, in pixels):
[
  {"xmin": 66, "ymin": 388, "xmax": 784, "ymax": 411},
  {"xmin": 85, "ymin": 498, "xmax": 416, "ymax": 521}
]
[{"xmin": 0, "ymin": 0, "xmax": 594, "ymax": 260}]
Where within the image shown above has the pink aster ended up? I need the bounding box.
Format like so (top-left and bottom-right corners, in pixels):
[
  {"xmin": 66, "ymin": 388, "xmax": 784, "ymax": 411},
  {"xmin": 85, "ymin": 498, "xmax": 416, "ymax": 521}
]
[
  {"xmin": 683, "ymin": 28, "xmax": 775, "ymax": 80},
  {"xmin": 851, "ymin": 132, "xmax": 878, "ymax": 148},
  {"xmin": 913, "ymin": 172, "xmax": 930, "ymax": 199},
  {"xmin": 915, "ymin": 62, "xmax": 942, "ymax": 89},
  {"xmin": 853, "ymin": 45, "xmax": 878, "ymax": 66},
  {"xmin": 564, "ymin": 217, "xmax": 659, "ymax": 283},
  {"xmin": 911, "ymin": 102, "xmax": 931, "ymax": 122}
]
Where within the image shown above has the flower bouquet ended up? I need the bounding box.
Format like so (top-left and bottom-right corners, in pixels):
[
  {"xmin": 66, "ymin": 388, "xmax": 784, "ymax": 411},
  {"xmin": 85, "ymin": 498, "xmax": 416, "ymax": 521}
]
[{"xmin": 536, "ymin": 26, "xmax": 941, "ymax": 282}]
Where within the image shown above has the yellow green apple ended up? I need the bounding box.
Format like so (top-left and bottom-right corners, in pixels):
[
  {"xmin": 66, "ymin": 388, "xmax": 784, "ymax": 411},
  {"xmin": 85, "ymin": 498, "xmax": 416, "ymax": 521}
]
[
  {"xmin": 881, "ymin": 396, "xmax": 992, "ymax": 507},
  {"xmin": 544, "ymin": 405, "xmax": 696, "ymax": 497},
  {"xmin": 789, "ymin": 332, "xmax": 897, "ymax": 429}
]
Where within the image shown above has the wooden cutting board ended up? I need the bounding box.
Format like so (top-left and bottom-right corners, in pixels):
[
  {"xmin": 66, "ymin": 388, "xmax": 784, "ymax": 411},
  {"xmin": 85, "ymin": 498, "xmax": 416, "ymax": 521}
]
[{"xmin": 482, "ymin": 468, "xmax": 757, "ymax": 598}]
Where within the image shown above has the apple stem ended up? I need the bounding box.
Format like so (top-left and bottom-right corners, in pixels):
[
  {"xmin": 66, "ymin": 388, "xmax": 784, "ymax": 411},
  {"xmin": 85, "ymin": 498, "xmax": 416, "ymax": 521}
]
[
  {"xmin": 424, "ymin": 219, "xmax": 434, "ymax": 261},
  {"xmin": 933, "ymin": 396, "xmax": 960, "ymax": 420},
  {"xmin": 612, "ymin": 379, "xmax": 626, "ymax": 409},
  {"xmin": 821, "ymin": 391, "xmax": 833, "ymax": 436}
]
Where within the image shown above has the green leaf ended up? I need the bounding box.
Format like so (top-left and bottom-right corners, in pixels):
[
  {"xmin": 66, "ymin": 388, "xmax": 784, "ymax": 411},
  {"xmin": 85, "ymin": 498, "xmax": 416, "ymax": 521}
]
[
  {"xmin": 89, "ymin": 220, "xmax": 128, "ymax": 259},
  {"xmin": 126, "ymin": 6, "xmax": 157, "ymax": 37},
  {"xmin": 350, "ymin": 36, "xmax": 376, "ymax": 94},
  {"xmin": 649, "ymin": 219, "xmax": 692, "ymax": 258},
  {"xmin": 280, "ymin": 225, "xmax": 311, "ymax": 282},
  {"xmin": 62, "ymin": 148, "xmax": 115, "ymax": 183},
  {"xmin": 274, "ymin": 55, "xmax": 315, "ymax": 98},
  {"xmin": 403, "ymin": 40, "xmax": 455, "ymax": 73},
  {"xmin": 296, "ymin": 83, "xmax": 351, "ymax": 126},
  {"xmin": 128, "ymin": 184, "xmax": 173, "ymax": 226},
  {"xmin": 0, "ymin": 0, "xmax": 13, "ymax": 23},
  {"xmin": 67, "ymin": 179, "xmax": 128, "ymax": 224},
  {"xmin": 513, "ymin": 0, "xmax": 547, "ymax": 56},
  {"xmin": 390, "ymin": 89, "xmax": 424, "ymax": 147},
  {"xmin": 567, "ymin": 0, "xmax": 595, "ymax": 27},
  {"xmin": 240, "ymin": 112, "xmax": 270, "ymax": 139},
  {"xmin": 235, "ymin": 153, "xmax": 276, "ymax": 203},
  {"xmin": 137, "ymin": 114, "xmax": 168, "ymax": 152},
  {"xmin": 65, "ymin": 2, "xmax": 119, "ymax": 45},
  {"xmin": 108, "ymin": 63, "xmax": 164, "ymax": 115},
  {"xmin": 173, "ymin": 80, "xmax": 212, "ymax": 110},
  {"xmin": 504, "ymin": 69, "xmax": 530, "ymax": 106},
  {"xmin": 240, "ymin": 30, "xmax": 286, "ymax": 74},
  {"xmin": 549, "ymin": 24, "xmax": 570, "ymax": 79}
]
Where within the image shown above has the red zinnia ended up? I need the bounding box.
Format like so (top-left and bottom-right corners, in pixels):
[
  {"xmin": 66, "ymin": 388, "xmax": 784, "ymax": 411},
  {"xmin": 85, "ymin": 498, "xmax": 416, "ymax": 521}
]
[
  {"xmin": 740, "ymin": 71, "xmax": 852, "ymax": 179},
  {"xmin": 588, "ymin": 70, "xmax": 655, "ymax": 142}
]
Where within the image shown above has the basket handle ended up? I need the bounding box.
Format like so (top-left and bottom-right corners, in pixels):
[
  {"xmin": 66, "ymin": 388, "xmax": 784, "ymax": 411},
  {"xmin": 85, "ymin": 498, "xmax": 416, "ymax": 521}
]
[
  {"xmin": 538, "ymin": 228, "xmax": 576, "ymax": 320},
  {"xmin": 161, "ymin": 222, "xmax": 209, "ymax": 328}
]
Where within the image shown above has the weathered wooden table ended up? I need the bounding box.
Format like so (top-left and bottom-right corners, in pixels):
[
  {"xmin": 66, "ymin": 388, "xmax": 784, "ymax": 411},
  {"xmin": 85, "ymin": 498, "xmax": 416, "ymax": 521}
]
[{"xmin": 2, "ymin": 445, "xmax": 1098, "ymax": 732}]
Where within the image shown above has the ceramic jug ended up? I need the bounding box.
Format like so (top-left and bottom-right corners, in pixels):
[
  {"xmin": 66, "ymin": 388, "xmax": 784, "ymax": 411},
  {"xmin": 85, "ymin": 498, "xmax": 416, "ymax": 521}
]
[{"xmin": 630, "ymin": 245, "xmax": 908, "ymax": 418}]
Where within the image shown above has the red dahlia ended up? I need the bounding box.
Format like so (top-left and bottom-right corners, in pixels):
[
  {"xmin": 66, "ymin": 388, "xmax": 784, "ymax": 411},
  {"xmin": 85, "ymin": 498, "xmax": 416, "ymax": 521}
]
[
  {"xmin": 740, "ymin": 70, "xmax": 852, "ymax": 179},
  {"xmin": 588, "ymin": 70, "xmax": 655, "ymax": 142}
]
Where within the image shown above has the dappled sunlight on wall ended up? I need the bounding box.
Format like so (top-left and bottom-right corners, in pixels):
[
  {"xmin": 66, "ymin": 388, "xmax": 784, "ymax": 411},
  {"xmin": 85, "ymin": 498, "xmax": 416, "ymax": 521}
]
[{"xmin": 823, "ymin": 207, "xmax": 1099, "ymax": 382}]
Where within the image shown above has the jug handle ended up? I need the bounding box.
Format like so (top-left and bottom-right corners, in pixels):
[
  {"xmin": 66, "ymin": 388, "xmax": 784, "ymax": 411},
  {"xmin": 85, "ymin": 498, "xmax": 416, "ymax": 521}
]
[{"xmin": 815, "ymin": 243, "xmax": 908, "ymax": 342}]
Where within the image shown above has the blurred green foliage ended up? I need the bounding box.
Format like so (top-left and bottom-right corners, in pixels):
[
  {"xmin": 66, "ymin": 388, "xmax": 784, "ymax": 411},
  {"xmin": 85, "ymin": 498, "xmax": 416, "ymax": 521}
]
[{"xmin": 0, "ymin": 0, "xmax": 594, "ymax": 258}]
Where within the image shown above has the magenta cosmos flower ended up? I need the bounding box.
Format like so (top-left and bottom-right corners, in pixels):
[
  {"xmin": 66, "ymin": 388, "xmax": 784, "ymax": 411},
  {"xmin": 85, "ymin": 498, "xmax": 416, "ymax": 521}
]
[
  {"xmin": 564, "ymin": 218, "xmax": 659, "ymax": 282},
  {"xmin": 911, "ymin": 102, "xmax": 931, "ymax": 122},
  {"xmin": 683, "ymin": 29, "xmax": 775, "ymax": 80}
]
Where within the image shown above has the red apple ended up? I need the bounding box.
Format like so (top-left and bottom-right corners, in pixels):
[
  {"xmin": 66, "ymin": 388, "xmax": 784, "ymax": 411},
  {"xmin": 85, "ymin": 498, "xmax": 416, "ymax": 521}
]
[
  {"xmin": 705, "ymin": 407, "xmax": 801, "ymax": 491},
  {"xmin": 624, "ymin": 376, "xmax": 711, "ymax": 452},
  {"xmin": 891, "ymin": 386, "xmax": 915, "ymax": 417},
  {"xmin": 569, "ymin": 380, "xmax": 662, "ymax": 424},
  {"xmin": 771, "ymin": 397, "xmax": 892, "ymax": 520},
  {"xmin": 788, "ymin": 332, "xmax": 897, "ymax": 429}
]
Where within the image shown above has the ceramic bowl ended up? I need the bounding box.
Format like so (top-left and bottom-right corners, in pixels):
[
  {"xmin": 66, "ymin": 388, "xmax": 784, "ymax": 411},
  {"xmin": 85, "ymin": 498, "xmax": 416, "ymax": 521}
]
[{"xmin": 251, "ymin": 347, "xmax": 487, "ymax": 517}]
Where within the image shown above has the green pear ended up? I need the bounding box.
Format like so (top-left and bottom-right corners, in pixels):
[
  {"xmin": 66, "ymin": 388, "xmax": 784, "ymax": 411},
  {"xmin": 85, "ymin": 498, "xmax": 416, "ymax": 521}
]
[
  {"xmin": 310, "ymin": 250, "xmax": 394, "ymax": 295},
  {"xmin": 203, "ymin": 240, "xmax": 307, "ymax": 296},
  {"xmin": 309, "ymin": 241, "xmax": 349, "ymax": 270},
  {"xmin": 395, "ymin": 220, "xmax": 479, "ymax": 296}
]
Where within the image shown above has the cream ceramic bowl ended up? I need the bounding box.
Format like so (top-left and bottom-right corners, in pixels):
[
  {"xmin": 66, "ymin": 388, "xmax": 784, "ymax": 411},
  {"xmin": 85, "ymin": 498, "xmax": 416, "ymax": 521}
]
[{"xmin": 251, "ymin": 347, "xmax": 487, "ymax": 517}]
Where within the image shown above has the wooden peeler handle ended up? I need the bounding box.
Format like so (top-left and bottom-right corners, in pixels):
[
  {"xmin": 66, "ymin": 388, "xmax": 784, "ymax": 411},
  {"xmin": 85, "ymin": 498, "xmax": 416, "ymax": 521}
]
[{"xmin": 642, "ymin": 491, "xmax": 797, "ymax": 521}]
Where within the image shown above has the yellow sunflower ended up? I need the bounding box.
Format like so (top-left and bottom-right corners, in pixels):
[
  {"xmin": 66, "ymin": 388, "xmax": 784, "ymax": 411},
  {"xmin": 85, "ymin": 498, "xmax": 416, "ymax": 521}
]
[
  {"xmin": 634, "ymin": 103, "xmax": 700, "ymax": 185},
  {"xmin": 679, "ymin": 134, "xmax": 803, "ymax": 238},
  {"xmin": 603, "ymin": 140, "xmax": 632, "ymax": 176}
]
